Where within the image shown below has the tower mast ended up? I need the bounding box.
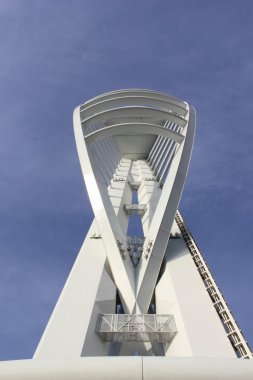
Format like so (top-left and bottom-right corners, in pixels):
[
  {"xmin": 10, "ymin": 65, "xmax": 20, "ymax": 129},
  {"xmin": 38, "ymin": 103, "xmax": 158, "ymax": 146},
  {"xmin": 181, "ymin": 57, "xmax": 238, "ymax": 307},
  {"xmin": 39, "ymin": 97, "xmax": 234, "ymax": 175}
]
[{"xmin": 2, "ymin": 89, "xmax": 252, "ymax": 379}]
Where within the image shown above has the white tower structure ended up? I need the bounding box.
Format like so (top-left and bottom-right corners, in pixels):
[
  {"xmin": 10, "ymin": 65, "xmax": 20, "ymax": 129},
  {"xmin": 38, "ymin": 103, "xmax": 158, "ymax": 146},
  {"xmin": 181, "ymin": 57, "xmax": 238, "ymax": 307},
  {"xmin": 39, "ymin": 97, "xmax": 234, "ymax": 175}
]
[{"xmin": 1, "ymin": 89, "xmax": 253, "ymax": 379}]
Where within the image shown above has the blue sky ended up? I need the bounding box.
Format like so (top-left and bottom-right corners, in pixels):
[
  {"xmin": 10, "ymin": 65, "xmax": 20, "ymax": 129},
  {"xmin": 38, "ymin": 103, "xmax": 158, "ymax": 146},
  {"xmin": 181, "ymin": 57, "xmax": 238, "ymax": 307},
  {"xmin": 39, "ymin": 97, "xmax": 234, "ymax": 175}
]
[{"xmin": 0, "ymin": 0, "xmax": 253, "ymax": 359}]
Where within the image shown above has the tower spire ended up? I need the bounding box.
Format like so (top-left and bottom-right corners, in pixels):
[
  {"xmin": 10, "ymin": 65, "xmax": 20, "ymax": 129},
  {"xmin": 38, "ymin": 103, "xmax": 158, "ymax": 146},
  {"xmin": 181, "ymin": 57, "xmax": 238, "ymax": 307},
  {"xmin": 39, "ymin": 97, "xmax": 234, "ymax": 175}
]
[
  {"xmin": 1, "ymin": 89, "xmax": 253, "ymax": 379},
  {"xmin": 32, "ymin": 89, "xmax": 252, "ymax": 358}
]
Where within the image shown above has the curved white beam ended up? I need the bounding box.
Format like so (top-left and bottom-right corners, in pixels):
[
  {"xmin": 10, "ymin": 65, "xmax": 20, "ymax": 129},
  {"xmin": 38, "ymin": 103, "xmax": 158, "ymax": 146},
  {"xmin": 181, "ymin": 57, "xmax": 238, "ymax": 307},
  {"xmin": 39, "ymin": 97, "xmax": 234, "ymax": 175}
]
[
  {"xmin": 73, "ymin": 107, "xmax": 136, "ymax": 313},
  {"xmin": 81, "ymin": 96, "xmax": 188, "ymax": 118},
  {"xmin": 81, "ymin": 88, "xmax": 187, "ymax": 110},
  {"xmin": 135, "ymin": 106, "xmax": 196, "ymax": 313},
  {"xmin": 85, "ymin": 123, "xmax": 184, "ymax": 144},
  {"xmin": 81, "ymin": 106, "xmax": 187, "ymax": 129},
  {"xmin": 74, "ymin": 89, "xmax": 192, "ymax": 314}
]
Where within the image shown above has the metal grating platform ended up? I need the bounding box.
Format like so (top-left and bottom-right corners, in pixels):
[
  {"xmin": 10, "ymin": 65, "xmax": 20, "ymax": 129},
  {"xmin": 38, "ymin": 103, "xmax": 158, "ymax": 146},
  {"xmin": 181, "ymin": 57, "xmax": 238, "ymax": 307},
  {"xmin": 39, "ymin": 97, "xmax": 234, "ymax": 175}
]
[
  {"xmin": 123, "ymin": 204, "xmax": 147, "ymax": 215},
  {"xmin": 96, "ymin": 314, "xmax": 177, "ymax": 342}
]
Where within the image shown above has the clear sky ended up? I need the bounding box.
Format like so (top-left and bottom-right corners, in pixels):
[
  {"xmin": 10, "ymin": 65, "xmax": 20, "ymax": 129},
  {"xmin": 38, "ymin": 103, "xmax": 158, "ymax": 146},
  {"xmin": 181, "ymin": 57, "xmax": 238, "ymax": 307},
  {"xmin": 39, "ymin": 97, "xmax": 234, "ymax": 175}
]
[{"xmin": 0, "ymin": 0, "xmax": 253, "ymax": 360}]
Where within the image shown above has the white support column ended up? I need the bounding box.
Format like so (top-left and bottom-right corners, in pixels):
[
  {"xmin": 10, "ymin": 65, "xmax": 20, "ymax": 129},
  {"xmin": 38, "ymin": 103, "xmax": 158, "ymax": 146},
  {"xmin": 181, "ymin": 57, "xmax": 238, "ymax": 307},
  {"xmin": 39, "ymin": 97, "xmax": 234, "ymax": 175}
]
[
  {"xmin": 135, "ymin": 106, "xmax": 195, "ymax": 313},
  {"xmin": 34, "ymin": 220, "xmax": 116, "ymax": 358}
]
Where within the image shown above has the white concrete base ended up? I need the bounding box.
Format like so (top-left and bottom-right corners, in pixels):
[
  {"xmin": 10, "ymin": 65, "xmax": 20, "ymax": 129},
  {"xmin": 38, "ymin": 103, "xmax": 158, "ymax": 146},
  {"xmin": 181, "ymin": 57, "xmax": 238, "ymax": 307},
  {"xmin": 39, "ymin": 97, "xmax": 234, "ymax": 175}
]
[{"xmin": 0, "ymin": 357, "xmax": 253, "ymax": 380}]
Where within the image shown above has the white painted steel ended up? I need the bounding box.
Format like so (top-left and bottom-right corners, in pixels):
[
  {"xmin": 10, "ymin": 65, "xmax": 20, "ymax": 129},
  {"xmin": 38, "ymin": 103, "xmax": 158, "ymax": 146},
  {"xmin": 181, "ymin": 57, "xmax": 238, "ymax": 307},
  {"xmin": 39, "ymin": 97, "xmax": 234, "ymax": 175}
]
[
  {"xmin": 155, "ymin": 221, "xmax": 236, "ymax": 357},
  {"xmin": 72, "ymin": 89, "xmax": 191, "ymax": 315},
  {"xmin": 3, "ymin": 88, "xmax": 249, "ymax": 377},
  {"xmin": 80, "ymin": 95, "xmax": 188, "ymax": 118},
  {"xmin": 135, "ymin": 105, "xmax": 195, "ymax": 313},
  {"xmin": 85, "ymin": 122, "xmax": 184, "ymax": 144},
  {"xmin": 81, "ymin": 89, "xmax": 188, "ymax": 111},
  {"xmin": 34, "ymin": 221, "xmax": 116, "ymax": 358},
  {"xmin": 74, "ymin": 108, "xmax": 136, "ymax": 313},
  {"xmin": 175, "ymin": 211, "xmax": 253, "ymax": 358},
  {"xmin": 1, "ymin": 357, "xmax": 253, "ymax": 380}
]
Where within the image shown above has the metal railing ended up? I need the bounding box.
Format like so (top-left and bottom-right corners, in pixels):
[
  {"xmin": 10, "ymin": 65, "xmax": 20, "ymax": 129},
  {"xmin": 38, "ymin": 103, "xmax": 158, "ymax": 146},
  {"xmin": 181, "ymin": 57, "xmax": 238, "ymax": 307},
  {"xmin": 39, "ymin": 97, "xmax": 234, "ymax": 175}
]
[{"xmin": 96, "ymin": 314, "xmax": 177, "ymax": 343}]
